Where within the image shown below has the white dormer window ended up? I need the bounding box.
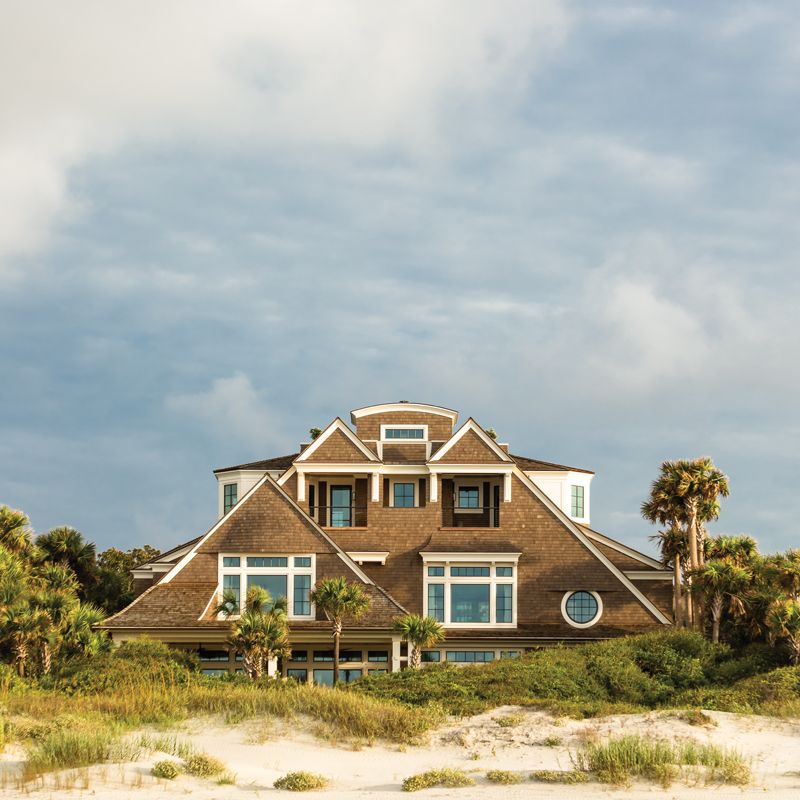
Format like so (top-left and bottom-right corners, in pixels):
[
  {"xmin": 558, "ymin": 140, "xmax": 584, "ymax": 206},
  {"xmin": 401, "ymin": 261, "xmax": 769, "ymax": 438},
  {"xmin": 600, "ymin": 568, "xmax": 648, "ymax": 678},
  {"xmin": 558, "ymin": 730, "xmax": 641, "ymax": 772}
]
[
  {"xmin": 223, "ymin": 483, "xmax": 238, "ymax": 514},
  {"xmin": 380, "ymin": 424, "xmax": 428, "ymax": 441}
]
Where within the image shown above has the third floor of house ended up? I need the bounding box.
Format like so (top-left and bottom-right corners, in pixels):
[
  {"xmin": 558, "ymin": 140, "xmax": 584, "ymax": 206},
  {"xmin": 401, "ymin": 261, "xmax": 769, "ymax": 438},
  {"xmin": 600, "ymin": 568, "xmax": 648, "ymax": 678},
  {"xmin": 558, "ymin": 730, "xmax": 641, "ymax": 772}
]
[{"xmin": 213, "ymin": 402, "xmax": 594, "ymax": 531}]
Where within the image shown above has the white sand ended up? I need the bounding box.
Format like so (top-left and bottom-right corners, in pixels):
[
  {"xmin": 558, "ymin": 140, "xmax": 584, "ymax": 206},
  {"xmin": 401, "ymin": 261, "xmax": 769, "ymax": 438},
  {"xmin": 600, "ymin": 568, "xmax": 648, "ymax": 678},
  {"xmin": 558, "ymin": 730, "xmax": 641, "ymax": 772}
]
[{"xmin": 2, "ymin": 707, "xmax": 799, "ymax": 798}]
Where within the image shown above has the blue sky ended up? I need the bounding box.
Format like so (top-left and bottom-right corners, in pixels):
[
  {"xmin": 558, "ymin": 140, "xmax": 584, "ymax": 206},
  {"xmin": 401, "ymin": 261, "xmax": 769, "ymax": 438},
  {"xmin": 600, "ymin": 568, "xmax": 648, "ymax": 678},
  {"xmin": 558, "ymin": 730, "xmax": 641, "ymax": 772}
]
[{"xmin": 1, "ymin": 1, "xmax": 798, "ymax": 557}]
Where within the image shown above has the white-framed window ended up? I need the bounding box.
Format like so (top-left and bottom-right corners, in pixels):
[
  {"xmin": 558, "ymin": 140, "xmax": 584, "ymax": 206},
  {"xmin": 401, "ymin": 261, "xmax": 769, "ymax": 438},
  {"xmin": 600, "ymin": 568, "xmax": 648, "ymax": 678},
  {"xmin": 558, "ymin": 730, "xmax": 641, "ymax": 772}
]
[
  {"xmin": 561, "ymin": 590, "xmax": 602, "ymax": 628},
  {"xmin": 452, "ymin": 479, "xmax": 488, "ymax": 514},
  {"xmin": 218, "ymin": 554, "xmax": 315, "ymax": 619},
  {"xmin": 423, "ymin": 559, "xmax": 517, "ymax": 628},
  {"xmin": 389, "ymin": 479, "xmax": 417, "ymax": 508},
  {"xmin": 380, "ymin": 424, "xmax": 428, "ymax": 441},
  {"xmin": 570, "ymin": 485, "xmax": 585, "ymax": 518},
  {"xmin": 223, "ymin": 483, "xmax": 238, "ymax": 514}
]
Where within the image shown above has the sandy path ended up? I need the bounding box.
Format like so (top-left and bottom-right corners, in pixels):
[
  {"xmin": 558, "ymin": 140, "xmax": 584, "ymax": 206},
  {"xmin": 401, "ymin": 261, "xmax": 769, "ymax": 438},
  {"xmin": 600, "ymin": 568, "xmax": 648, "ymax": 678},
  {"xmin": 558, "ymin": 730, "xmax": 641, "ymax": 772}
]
[{"xmin": 2, "ymin": 708, "xmax": 799, "ymax": 798}]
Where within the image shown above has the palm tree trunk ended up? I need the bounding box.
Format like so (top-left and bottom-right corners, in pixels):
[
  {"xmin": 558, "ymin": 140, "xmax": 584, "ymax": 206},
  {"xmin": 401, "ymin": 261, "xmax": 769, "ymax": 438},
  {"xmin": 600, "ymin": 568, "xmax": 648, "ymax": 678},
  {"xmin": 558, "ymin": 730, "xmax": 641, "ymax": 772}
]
[
  {"xmin": 410, "ymin": 644, "xmax": 421, "ymax": 669},
  {"xmin": 711, "ymin": 594, "xmax": 723, "ymax": 644},
  {"xmin": 42, "ymin": 641, "xmax": 52, "ymax": 675},
  {"xmin": 687, "ymin": 505, "xmax": 699, "ymax": 629},
  {"xmin": 14, "ymin": 640, "xmax": 27, "ymax": 677},
  {"xmin": 333, "ymin": 622, "xmax": 341, "ymax": 685},
  {"xmin": 673, "ymin": 554, "xmax": 683, "ymax": 626},
  {"xmin": 791, "ymin": 637, "xmax": 800, "ymax": 666}
]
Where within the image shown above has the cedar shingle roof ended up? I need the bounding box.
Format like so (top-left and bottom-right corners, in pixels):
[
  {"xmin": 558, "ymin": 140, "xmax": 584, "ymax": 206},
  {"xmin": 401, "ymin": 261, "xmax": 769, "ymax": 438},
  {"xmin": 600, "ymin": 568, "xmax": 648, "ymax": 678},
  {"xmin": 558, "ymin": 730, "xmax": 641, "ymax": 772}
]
[
  {"xmin": 511, "ymin": 454, "xmax": 594, "ymax": 474},
  {"xmin": 213, "ymin": 453, "xmax": 299, "ymax": 474}
]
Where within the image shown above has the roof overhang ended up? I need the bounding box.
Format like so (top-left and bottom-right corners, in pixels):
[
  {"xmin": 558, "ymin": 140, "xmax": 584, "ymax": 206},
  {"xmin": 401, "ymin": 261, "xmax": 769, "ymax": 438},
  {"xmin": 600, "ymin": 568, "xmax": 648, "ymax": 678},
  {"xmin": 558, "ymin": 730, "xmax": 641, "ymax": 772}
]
[{"xmin": 350, "ymin": 403, "xmax": 458, "ymax": 425}]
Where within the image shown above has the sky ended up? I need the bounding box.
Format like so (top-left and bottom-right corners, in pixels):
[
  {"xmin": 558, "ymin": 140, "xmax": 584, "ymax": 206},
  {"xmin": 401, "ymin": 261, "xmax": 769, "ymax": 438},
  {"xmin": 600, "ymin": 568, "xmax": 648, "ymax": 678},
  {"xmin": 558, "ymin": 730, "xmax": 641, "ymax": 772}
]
[{"xmin": 1, "ymin": 1, "xmax": 799, "ymax": 558}]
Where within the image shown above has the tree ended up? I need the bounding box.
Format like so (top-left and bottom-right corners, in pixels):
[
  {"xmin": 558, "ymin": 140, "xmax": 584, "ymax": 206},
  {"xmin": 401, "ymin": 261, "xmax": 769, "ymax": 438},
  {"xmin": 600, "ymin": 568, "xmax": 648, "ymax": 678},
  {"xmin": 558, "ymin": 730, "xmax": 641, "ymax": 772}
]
[
  {"xmin": 392, "ymin": 614, "xmax": 445, "ymax": 669},
  {"xmin": 36, "ymin": 527, "xmax": 98, "ymax": 600},
  {"xmin": 309, "ymin": 577, "xmax": 370, "ymax": 685},
  {"xmin": 649, "ymin": 526, "xmax": 689, "ymax": 625},
  {"xmin": 2, "ymin": 603, "xmax": 49, "ymax": 676},
  {"xmin": 691, "ymin": 560, "xmax": 751, "ymax": 644},
  {"xmin": 216, "ymin": 586, "xmax": 290, "ymax": 680},
  {"xmin": 767, "ymin": 599, "xmax": 800, "ymax": 665},
  {"xmin": 91, "ymin": 545, "xmax": 161, "ymax": 613},
  {"xmin": 61, "ymin": 603, "xmax": 109, "ymax": 658},
  {"xmin": 642, "ymin": 458, "xmax": 730, "ymax": 628},
  {"xmin": 0, "ymin": 506, "xmax": 33, "ymax": 556}
]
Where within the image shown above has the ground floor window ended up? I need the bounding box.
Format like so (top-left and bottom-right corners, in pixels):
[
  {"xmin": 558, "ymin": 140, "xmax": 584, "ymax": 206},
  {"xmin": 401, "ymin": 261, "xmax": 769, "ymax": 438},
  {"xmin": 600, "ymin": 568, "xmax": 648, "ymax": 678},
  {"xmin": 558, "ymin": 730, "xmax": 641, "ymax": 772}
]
[
  {"xmin": 313, "ymin": 668, "xmax": 363, "ymax": 686},
  {"xmin": 445, "ymin": 651, "xmax": 495, "ymax": 663},
  {"xmin": 287, "ymin": 668, "xmax": 308, "ymax": 682},
  {"xmin": 421, "ymin": 650, "xmax": 441, "ymax": 663},
  {"xmin": 201, "ymin": 668, "xmax": 228, "ymax": 677}
]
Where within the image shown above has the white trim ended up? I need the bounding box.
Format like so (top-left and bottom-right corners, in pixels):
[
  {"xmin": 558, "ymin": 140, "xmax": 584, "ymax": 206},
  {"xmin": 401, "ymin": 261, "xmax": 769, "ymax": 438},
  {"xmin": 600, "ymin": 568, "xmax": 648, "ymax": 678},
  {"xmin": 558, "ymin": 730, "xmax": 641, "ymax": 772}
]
[
  {"xmin": 561, "ymin": 590, "xmax": 603, "ymax": 629},
  {"xmin": 348, "ymin": 551, "xmax": 390, "ymax": 565},
  {"xmin": 295, "ymin": 418, "xmax": 379, "ymax": 463},
  {"xmin": 429, "ymin": 418, "xmax": 513, "ymax": 464},
  {"xmin": 350, "ymin": 403, "xmax": 458, "ymax": 425},
  {"xmin": 420, "ymin": 552, "xmax": 521, "ymax": 563},
  {"xmin": 159, "ymin": 474, "xmax": 375, "ymax": 587},
  {"xmin": 580, "ymin": 527, "xmax": 664, "ymax": 570},
  {"xmin": 388, "ymin": 477, "xmax": 418, "ymax": 508},
  {"xmin": 625, "ymin": 570, "xmax": 673, "ymax": 581},
  {"xmin": 428, "ymin": 464, "xmax": 515, "ymax": 474},
  {"xmin": 512, "ymin": 467, "xmax": 671, "ymax": 625}
]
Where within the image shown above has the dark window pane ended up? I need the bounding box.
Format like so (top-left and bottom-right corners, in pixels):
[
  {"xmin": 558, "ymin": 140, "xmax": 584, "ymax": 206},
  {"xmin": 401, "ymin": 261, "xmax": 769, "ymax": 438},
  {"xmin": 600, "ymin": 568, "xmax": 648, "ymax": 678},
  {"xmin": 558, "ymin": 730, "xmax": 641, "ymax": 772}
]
[
  {"xmin": 445, "ymin": 651, "xmax": 494, "ymax": 663},
  {"xmin": 222, "ymin": 574, "xmax": 240, "ymax": 610},
  {"xmin": 384, "ymin": 428, "xmax": 424, "ymax": 439},
  {"xmin": 313, "ymin": 650, "xmax": 334, "ymax": 662},
  {"xmin": 248, "ymin": 574, "xmax": 287, "ymax": 604},
  {"xmin": 496, "ymin": 566, "xmax": 513, "ymax": 577},
  {"xmin": 368, "ymin": 651, "xmax": 388, "ymax": 662},
  {"xmin": 222, "ymin": 556, "xmax": 240, "ymax": 568},
  {"xmin": 428, "ymin": 583, "xmax": 444, "ymax": 622},
  {"xmin": 427, "ymin": 566, "xmax": 445, "ymax": 577},
  {"xmin": 338, "ymin": 650, "xmax": 362, "ymax": 663},
  {"xmin": 331, "ymin": 486, "xmax": 352, "ymax": 527},
  {"xmin": 421, "ymin": 650, "xmax": 441, "ymax": 662},
  {"xmin": 450, "ymin": 584, "xmax": 490, "ymax": 623},
  {"xmin": 496, "ymin": 584, "xmax": 513, "ymax": 623},
  {"xmin": 202, "ymin": 668, "xmax": 228, "ymax": 677},
  {"xmin": 223, "ymin": 483, "xmax": 238, "ymax": 513},
  {"xmin": 198, "ymin": 648, "xmax": 229, "ymax": 662},
  {"xmin": 293, "ymin": 574, "xmax": 311, "ymax": 616},
  {"xmin": 457, "ymin": 487, "xmax": 479, "ymax": 508},
  {"xmin": 294, "ymin": 556, "xmax": 312, "ymax": 567},
  {"xmin": 246, "ymin": 557, "xmax": 288, "ymax": 568},
  {"xmin": 393, "ymin": 482, "xmax": 415, "ymax": 507},
  {"xmin": 313, "ymin": 669, "xmax": 334, "ymax": 686},
  {"xmin": 287, "ymin": 669, "xmax": 307, "ymax": 682},
  {"xmin": 450, "ymin": 566, "xmax": 490, "ymax": 577},
  {"xmin": 565, "ymin": 591, "xmax": 598, "ymax": 624},
  {"xmin": 289, "ymin": 650, "xmax": 307, "ymax": 662}
]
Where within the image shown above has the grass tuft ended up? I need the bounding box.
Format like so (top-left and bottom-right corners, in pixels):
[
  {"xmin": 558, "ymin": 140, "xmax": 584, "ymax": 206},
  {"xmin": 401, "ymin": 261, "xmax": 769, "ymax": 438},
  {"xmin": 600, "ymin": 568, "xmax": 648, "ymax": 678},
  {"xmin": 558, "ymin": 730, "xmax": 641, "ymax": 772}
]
[
  {"xmin": 273, "ymin": 771, "xmax": 330, "ymax": 791},
  {"xmin": 183, "ymin": 752, "xmax": 226, "ymax": 778},
  {"xmin": 486, "ymin": 769, "xmax": 522, "ymax": 784},
  {"xmin": 531, "ymin": 769, "xmax": 589, "ymax": 783},
  {"xmin": 402, "ymin": 768, "xmax": 475, "ymax": 792},
  {"xmin": 495, "ymin": 713, "xmax": 525, "ymax": 728},
  {"xmin": 152, "ymin": 760, "xmax": 182, "ymax": 779}
]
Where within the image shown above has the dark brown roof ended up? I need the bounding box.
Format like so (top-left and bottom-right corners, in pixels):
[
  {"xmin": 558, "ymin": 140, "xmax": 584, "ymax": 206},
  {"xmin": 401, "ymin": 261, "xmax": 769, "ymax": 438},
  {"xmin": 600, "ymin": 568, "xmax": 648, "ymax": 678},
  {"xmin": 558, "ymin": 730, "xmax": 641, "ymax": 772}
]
[
  {"xmin": 511, "ymin": 454, "xmax": 594, "ymax": 474},
  {"xmin": 136, "ymin": 536, "xmax": 202, "ymax": 568},
  {"xmin": 213, "ymin": 453, "xmax": 299, "ymax": 474}
]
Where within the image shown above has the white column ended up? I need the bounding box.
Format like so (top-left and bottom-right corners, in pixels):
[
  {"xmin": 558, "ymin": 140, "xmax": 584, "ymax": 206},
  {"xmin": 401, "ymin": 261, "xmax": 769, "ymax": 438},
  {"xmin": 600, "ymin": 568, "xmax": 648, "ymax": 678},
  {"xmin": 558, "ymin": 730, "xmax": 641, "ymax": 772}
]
[
  {"xmin": 297, "ymin": 470, "xmax": 306, "ymax": 502},
  {"xmin": 391, "ymin": 635, "xmax": 402, "ymax": 672},
  {"xmin": 371, "ymin": 471, "xmax": 380, "ymax": 502},
  {"xmin": 267, "ymin": 656, "xmax": 278, "ymax": 677},
  {"xmin": 429, "ymin": 472, "xmax": 438, "ymax": 502},
  {"xmin": 503, "ymin": 472, "xmax": 512, "ymax": 502}
]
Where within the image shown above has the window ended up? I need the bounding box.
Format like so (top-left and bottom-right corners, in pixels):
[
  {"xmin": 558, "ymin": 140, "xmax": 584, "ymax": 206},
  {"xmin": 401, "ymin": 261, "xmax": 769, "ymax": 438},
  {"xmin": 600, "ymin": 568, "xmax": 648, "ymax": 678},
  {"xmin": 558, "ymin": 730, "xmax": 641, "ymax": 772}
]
[
  {"xmin": 330, "ymin": 486, "xmax": 352, "ymax": 527},
  {"xmin": 457, "ymin": 487, "xmax": 480, "ymax": 509},
  {"xmin": 198, "ymin": 647, "xmax": 229, "ymax": 662},
  {"xmin": 223, "ymin": 483, "xmax": 238, "ymax": 514},
  {"xmin": 423, "ymin": 561, "xmax": 516, "ymax": 626},
  {"xmin": 445, "ymin": 651, "xmax": 494, "ymax": 663},
  {"xmin": 202, "ymin": 668, "xmax": 228, "ymax": 677},
  {"xmin": 421, "ymin": 650, "xmax": 441, "ymax": 663},
  {"xmin": 313, "ymin": 668, "xmax": 362, "ymax": 686},
  {"xmin": 428, "ymin": 583, "xmax": 444, "ymax": 622},
  {"xmin": 289, "ymin": 650, "xmax": 308, "ymax": 662},
  {"xmin": 368, "ymin": 651, "xmax": 388, "ymax": 662},
  {"xmin": 562, "ymin": 591, "xmax": 602, "ymax": 628},
  {"xmin": 500, "ymin": 650, "xmax": 520, "ymax": 659},
  {"xmin": 220, "ymin": 554, "xmax": 314, "ymax": 618},
  {"xmin": 393, "ymin": 482, "xmax": 415, "ymax": 507},
  {"xmin": 384, "ymin": 428, "xmax": 424, "ymax": 439},
  {"xmin": 313, "ymin": 650, "xmax": 334, "ymax": 662},
  {"xmin": 571, "ymin": 485, "xmax": 585, "ymax": 517},
  {"xmin": 287, "ymin": 668, "xmax": 307, "ymax": 682}
]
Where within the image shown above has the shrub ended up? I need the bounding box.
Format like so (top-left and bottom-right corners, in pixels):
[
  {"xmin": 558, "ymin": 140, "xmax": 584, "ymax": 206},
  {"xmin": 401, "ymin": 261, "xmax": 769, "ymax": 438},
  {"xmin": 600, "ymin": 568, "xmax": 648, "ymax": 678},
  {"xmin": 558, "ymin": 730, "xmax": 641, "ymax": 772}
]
[
  {"xmin": 495, "ymin": 713, "xmax": 524, "ymax": 728},
  {"xmin": 216, "ymin": 771, "xmax": 237, "ymax": 785},
  {"xmin": 152, "ymin": 760, "xmax": 182, "ymax": 779},
  {"xmin": 543, "ymin": 734, "xmax": 562, "ymax": 746},
  {"xmin": 402, "ymin": 768, "xmax": 475, "ymax": 791},
  {"xmin": 273, "ymin": 771, "xmax": 330, "ymax": 791},
  {"xmin": 486, "ymin": 769, "xmax": 522, "ymax": 784},
  {"xmin": 184, "ymin": 752, "xmax": 226, "ymax": 778},
  {"xmin": 530, "ymin": 770, "xmax": 589, "ymax": 784}
]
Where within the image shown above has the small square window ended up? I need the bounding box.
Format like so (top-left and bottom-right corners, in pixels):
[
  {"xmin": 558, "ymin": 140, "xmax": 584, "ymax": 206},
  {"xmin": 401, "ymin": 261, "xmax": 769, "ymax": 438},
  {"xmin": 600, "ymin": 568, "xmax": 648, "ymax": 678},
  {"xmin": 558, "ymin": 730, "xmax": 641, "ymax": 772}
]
[
  {"xmin": 393, "ymin": 482, "xmax": 415, "ymax": 508},
  {"xmin": 496, "ymin": 566, "xmax": 513, "ymax": 577},
  {"xmin": 294, "ymin": 556, "xmax": 312, "ymax": 567},
  {"xmin": 457, "ymin": 487, "xmax": 480, "ymax": 509},
  {"xmin": 222, "ymin": 556, "xmax": 240, "ymax": 568},
  {"xmin": 427, "ymin": 566, "xmax": 444, "ymax": 577}
]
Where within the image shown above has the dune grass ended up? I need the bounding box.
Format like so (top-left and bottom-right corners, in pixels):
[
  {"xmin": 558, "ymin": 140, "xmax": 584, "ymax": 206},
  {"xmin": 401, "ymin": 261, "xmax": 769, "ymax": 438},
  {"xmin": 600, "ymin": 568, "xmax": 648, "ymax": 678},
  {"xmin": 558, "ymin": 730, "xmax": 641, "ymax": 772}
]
[
  {"xmin": 575, "ymin": 734, "xmax": 750, "ymax": 786},
  {"xmin": 486, "ymin": 769, "xmax": 522, "ymax": 784},
  {"xmin": 402, "ymin": 767, "xmax": 475, "ymax": 791},
  {"xmin": 274, "ymin": 771, "xmax": 330, "ymax": 791}
]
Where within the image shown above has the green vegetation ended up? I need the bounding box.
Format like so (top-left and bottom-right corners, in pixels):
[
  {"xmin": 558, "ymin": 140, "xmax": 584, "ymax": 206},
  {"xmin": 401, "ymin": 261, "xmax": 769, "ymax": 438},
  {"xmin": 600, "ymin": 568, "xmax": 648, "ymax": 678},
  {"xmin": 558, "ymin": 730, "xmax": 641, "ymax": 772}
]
[
  {"xmin": 274, "ymin": 771, "xmax": 330, "ymax": 791},
  {"xmin": 402, "ymin": 768, "xmax": 475, "ymax": 791},
  {"xmin": 486, "ymin": 769, "xmax": 522, "ymax": 783},
  {"xmin": 575, "ymin": 734, "xmax": 750, "ymax": 786},
  {"xmin": 184, "ymin": 752, "xmax": 226, "ymax": 777},
  {"xmin": 494, "ymin": 712, "xmax": 525, "ymax": 727},
  {"xmin": 151, "ymin": 760, "xmax": 182, "ymax": 779},
  {"xmin": 530, "ymin": 770, "xmax": 589, "ymax": 784},
  {"xmin": 392, "ymin": 614, "xmax": 445, "ymax": 669}
]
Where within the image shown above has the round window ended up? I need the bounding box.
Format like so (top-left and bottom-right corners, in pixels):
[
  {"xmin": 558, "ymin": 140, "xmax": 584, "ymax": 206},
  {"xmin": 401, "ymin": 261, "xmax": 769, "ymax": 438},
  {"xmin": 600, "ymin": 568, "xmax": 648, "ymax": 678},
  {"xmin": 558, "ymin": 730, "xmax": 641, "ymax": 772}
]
[{"xmin": 563, "ymin": 591, "xmax": 600, "ymax": 627}]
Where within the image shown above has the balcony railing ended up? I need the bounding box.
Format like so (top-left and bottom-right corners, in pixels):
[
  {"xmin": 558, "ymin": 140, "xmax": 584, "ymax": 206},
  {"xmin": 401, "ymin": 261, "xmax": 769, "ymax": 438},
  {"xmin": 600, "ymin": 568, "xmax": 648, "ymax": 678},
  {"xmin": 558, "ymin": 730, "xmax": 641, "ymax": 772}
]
[
  {"xmin": 441, "ymin": 506, "xmax": 500, "ymax": 528},
  {"xmin": 311, "ymin": 505, "xmax": 368, "ymax": 528}
]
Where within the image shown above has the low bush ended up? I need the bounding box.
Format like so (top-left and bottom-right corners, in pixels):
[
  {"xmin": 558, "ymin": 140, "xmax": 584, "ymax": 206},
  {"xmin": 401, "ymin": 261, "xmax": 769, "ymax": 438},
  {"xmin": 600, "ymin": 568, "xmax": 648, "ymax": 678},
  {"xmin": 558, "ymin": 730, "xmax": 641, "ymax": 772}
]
[
  {"xmin": 402, "ymin": 768, "xmax": 475, "ymax": 791},
  {"xmin": 273, "ymin": 771, "xmax": 330, "ymax": 791},
  {"xmin": 530, "ymin": 770, "xmax": 589, "ymax": 784},
  {"xmin": 152, "ymin": 760, "xmax": 182, "ymax": 779},
  {"xmin": 486, "ymin": 769, "xmax": 522, "ymax": 784},
  {"xmin": 183, "ymin": 752, "xmax": 226, "ymax": 778},
  {"xmin": 495, "ymin": 712, "xmax": 524, "ymax": 728}
]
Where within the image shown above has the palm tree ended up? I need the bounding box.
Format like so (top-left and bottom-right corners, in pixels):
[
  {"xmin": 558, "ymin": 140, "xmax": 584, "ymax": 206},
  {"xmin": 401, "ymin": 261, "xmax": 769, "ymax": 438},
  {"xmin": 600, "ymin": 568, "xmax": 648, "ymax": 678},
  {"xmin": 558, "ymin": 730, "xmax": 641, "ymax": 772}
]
[
  {"xmin": 309, "ymin": 577, "xmax": 370, "ymax": 685},
  {"xmin": 61, "ymin": 603, "xmax": 109, "ymax": 658},
  {"xmin": 0, "ymin": 507, "xmax": 33, "ymax": 556},
  {"xmin": 766, "ymin": 599, "xmax": 800, "ymax": 665},
  {"xmin": 392, "ymin": 614, "xmax": 445, "ymax": 669},
  {"xmin": 2, "ymin": 603, "xmax": 49, "ymax": 676},
  {"xmin": 649, "ymin": 526, "xmax": 689, "ymax": 625},
  {"xmin": 216, "ymin": 586, "xmax": 290, "ymax": 679},
  {"xmin": 36, "ymin": 527, "xmax": 98, "ymax": 598},
  {"xmin": 690, "ymin": 559, "xmax": 751, "ymax": 644}
]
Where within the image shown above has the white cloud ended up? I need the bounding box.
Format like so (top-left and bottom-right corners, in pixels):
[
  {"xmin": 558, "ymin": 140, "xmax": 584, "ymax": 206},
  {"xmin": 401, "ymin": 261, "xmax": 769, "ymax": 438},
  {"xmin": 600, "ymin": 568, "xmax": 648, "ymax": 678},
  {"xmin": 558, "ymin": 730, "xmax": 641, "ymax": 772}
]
[{"xmin": 0, "ymin": 0, "xmax": 570, "ymax": 279}]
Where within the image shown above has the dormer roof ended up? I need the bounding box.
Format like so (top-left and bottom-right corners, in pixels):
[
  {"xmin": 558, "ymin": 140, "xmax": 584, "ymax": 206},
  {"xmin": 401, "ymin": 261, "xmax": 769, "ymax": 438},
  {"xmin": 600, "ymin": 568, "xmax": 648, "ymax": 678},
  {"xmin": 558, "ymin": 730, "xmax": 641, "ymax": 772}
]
[{"xmin": 350, "ymin": 402, "xmax": 458, "ymax": 426}]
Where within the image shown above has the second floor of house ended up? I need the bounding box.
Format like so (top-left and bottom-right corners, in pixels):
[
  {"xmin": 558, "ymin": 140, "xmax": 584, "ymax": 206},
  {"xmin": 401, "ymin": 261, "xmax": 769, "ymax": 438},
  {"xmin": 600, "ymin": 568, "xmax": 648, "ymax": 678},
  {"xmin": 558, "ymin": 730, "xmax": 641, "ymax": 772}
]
[{"xmin": 213, "ymin": 402, "xmax": 594, "ymax": 531}]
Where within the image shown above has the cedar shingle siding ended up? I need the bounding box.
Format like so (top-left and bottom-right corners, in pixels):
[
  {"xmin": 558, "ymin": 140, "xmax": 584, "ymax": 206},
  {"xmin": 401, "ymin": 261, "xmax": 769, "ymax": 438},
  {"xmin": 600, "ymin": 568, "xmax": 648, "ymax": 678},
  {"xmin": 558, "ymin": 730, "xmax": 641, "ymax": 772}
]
[{"xmin": 105, "ymin": 403, "xmax": 671, "ymax": 661}]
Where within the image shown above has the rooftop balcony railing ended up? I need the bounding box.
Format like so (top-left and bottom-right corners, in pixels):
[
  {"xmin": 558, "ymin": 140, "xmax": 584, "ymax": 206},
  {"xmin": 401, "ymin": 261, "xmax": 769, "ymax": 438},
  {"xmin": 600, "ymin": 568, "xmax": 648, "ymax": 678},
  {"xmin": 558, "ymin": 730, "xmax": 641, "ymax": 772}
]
[
  {"xmin": 441, "ymin": 505, "xmax": 500, "ymax": 529},
  {"xmin": 311, "ymin": 504, "xmax": 368, "ymax": 528}
]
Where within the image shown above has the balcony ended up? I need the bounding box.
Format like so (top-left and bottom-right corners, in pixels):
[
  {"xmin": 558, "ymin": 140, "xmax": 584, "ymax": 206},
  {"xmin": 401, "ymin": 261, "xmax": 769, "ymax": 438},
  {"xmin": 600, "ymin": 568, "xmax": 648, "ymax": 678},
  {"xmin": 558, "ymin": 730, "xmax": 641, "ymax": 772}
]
[
  {"xmin": 441, "ymin": 506, "xmax": 500, "ymax": 529},
  {"xmin": 311, "ymin": 504, "xmax": 368, "ymax": 529}
]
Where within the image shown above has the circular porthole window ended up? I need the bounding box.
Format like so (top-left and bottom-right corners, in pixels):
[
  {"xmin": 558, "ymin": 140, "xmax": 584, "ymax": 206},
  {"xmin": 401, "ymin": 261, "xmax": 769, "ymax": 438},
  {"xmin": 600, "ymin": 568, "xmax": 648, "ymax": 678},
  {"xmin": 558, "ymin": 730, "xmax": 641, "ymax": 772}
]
[{"xmin": 561, "ymin": 590, "xmax": 602, "ymax": 628}]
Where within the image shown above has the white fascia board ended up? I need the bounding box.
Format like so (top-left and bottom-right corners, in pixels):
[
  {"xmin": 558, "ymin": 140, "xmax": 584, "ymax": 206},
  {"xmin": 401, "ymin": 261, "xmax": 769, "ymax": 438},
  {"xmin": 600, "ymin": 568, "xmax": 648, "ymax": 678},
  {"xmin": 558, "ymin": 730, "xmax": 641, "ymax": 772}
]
[
  {"xmin": 428, "ymin": 463, "xmax": 514, "ymax": 474},
  {"xmin": 420, "ymin": 552, "xmax": 521, "ymax": 563},
  {"xmin": 215, "ymin": 469, "xmax": 268, "ymax": 482},
  {"xmin": 296, "ymin": 464, "xmax": 382, "ymax": 474},
  {"xmin": 581, "ymin": 528, "xmax": 664, "ymax": 570},
  {"xmin": 350, "ymin": 403, "xmax": 459, "ymax": 424},
  {"xmin": 428, "ymin": 418, "xmax": 513, "ymax": 463},
  {"xmin": 295, "ymin": 418, "xmax": 379, "ymax": 463},
  {"xmin": 625, "ymin": 571, "xmax": 673, "ymax": 581},
  {"xmin": 512, "ymin": 467, "xmax": 671, "ymax": 625},
  {"xmin": 347, "ymin": 551, "xmax": 390, "ymax": 565}
]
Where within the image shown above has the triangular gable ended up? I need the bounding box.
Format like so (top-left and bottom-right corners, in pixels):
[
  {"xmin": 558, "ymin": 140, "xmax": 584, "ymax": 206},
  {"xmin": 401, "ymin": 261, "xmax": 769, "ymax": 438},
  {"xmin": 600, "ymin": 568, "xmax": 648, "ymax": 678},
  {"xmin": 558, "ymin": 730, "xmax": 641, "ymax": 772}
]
[
  {"xmin": 429, "ymin": 418, "xmax": 513, "ymax": 464},
  {"xmin": 296, "ymin": 418, "xmax": 379, "ymax": 463},
  {"xmin": 512, "ymin": 467, "xmax": 671, "ymax": 624}
]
